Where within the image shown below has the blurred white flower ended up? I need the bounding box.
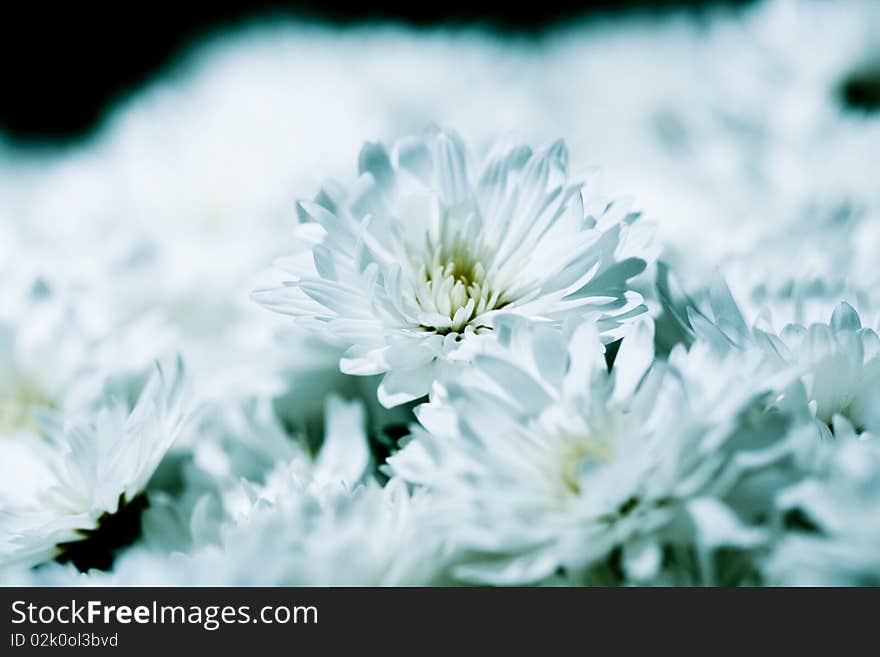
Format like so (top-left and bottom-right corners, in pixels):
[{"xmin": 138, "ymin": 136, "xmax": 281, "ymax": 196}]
[
  {"xmin": 195, "ymin": 478, "xmax": 438, "ymax": 586},
  {"xmin": 690, "ymin": 279, "xmax": 880, "ymax": 440},
  {"xmin": 52, "ymin": 396, "xmax": 441, "ymax": 586},
  {"xmin": 12, "ymin": 478, "xmax": 441, "ymax": 587},
  {"xmin": 0, "ymin": 359, "xmax": 189, "ymax": 570},
  {"xmin": 766, "ymin": 436, "xmax": 880, "ymax": 586},
  {"xmin": 0, "ymin": 289, "xmax": 172, "ymax": 439},
  {"xmin": 228, "ymin": 394, "xmax": 373, "ymax": 509},
  {"xmin": 0, "ymin": 302, "xmax": 88, "ymax": 438},
  {"xmin": 2, "ymin": 390, "xmax": 436, "ymax": 586},
  {"xmin": 255, "ymin": 129, "xmax": 655, "ymax": 406}
]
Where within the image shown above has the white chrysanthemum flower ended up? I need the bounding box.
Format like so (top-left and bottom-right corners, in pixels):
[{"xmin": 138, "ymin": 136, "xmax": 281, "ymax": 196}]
[
  {"xmin": 688, "ymin": 278, "xmax": 880, "ymax": 440},
  {"xmin": 193, "ymin": 396, "xmax": 441, "ymax": 586},
  {"xmin": 229, "ymin": 394, "xmax": 372, "ymax": 510},
  {"xmin": 192, "ymin": 478, "xmax": 438, "ymax": 586},
  {"xmin": 766, "ymin": 435, "xmax": 880, "ymax": 586},
  {"xmin": 389, "ymin": 317, "xmax": 791, "ymax": 584},
  {"xmin": 30, "ymin": 396, "xmax": 442, "ymax": 586},
  {"xmin": 0, "ymin": 289, "xmax": 172, "ymax": 440},
  {"xmin": 173, "ymin": 358, "xmax": 412, "ymax": 510},
  {"xmin": 129, "ymin": 395, "xmax": 378, "ymax": 562},
  {"xmin": 254, "ymin": 129, "xmax": 655, "ymax": 406},
  {"xmin": 772, "ymin": 309, "xmax": 880, "ymax": 439},
  {"xmin": 7, "ymin": 478, "xmax": 441, "ymax": 587},
  {"xmin": 0, "ymin": 359, "xmax": 189, "ymax": 570},
  {"xmin": 0, "ymin": 312, "xmax": 78, "ymax": 438}
]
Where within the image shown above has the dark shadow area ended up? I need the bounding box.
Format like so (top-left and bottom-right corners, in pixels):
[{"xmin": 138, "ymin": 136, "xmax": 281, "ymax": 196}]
[
  {"xmin": 54, "ymin": 494, "xmax": 149, "ymax": 573},
  {"xmin": 840, "ymin": 64, "xmax": 880, "ymax": 114}
]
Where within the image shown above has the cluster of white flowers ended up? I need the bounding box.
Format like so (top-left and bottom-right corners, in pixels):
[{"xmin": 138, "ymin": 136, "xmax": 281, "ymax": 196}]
[{"xmin": 2, "ymin": 0, "xmax": 880, "ymax": 586}]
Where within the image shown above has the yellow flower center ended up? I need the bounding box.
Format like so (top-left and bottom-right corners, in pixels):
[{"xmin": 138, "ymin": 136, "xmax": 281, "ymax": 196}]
[
  {"xmin": 0, "ymin": 378, "xmax": 54, "ymax": 435},
  {"xmin": 413, "ymin": 223, "xmax": 509, "ymax": 335},
  {"xmin": 559, "ymin": 436, "xmax": 615, "ymax": 495}
]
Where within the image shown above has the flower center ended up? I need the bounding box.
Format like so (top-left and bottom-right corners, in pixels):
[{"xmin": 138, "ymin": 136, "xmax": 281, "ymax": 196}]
[
  {"xmin": 413, "ymin": 224, "xmax": 508, "ymax": 335},
  {"xmin": 0, "ymin": 378, "xmax": 54, "ymax": 435},
  {"xmin": 559, "ymin": 437, "xmax": 615, "ymax": 495}
]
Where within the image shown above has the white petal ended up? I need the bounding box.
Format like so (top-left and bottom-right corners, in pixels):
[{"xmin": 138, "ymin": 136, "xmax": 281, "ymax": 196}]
[
  {"xmin": 612, "ymin": 318, "xmax": 655, "ymax": 402},
  {"xmin": 314, "ymin": 395, "xmax": 370, "ymax": 488}
]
